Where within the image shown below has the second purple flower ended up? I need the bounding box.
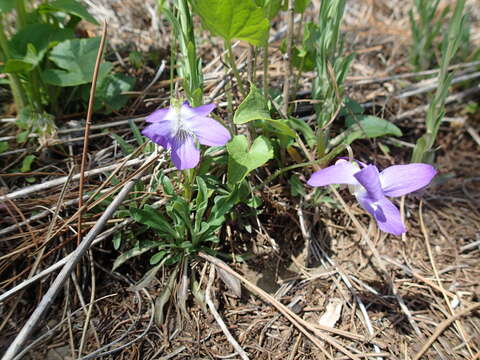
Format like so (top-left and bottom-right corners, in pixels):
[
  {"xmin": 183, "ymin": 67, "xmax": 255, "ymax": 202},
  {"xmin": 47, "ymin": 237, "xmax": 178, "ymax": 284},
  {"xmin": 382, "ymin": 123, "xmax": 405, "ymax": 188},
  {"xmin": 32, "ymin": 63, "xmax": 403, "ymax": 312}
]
[{"xmin": 142, "ymin": 101, "xmax": 231, "ymax": 170}]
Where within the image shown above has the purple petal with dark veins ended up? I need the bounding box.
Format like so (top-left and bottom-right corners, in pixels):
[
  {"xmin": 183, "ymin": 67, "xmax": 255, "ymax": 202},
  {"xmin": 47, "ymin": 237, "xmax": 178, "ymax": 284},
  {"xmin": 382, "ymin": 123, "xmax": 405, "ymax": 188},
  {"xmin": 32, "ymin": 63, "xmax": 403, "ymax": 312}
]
[
  {"xmin": 141, "ymin": 122, "xmax": 173, "ymax": 149},
  {"xmin": 357, "ymin": 193, "xmax": 406, "ymax": 235},
  {"xmin": 307, "ymin": 160, "xmax": 359, "ymax": 187},
  {"xmin": 188, "ymin": 116, "xmax": 231, "ymax": 146},
  {"xmin": 379, "ymin": 164, "xmax": 437, "ymax": 197},
  {"xmin": 353, "ymin": 165, "xmax": 383, "ymax": 201},
  {"xmin": 170, "ymin": 135, "xmax": 200, "ymax": 170}
]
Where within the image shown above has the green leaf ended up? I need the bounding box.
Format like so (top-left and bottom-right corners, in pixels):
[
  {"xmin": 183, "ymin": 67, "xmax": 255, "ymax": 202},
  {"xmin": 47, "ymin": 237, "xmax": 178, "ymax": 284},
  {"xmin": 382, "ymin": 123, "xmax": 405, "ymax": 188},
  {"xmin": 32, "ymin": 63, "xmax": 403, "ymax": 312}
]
[
  {"xmin": 42, "ymin": 37, "xmax": 112, "ymax": 86},
  {"xmin": 111, "ymin": 133, "xmax": 134, "ymax": 154},
  {"xmin": 5, "ymin": 24, "xmax": 74, "ymax": 73},
  {"xmin": 0, "ymin": 0, "xmax": 15, "ymax": 13},
  {"xmin": 234, "ymin": 83, "xmax": 270, "ymax": 124},
  {"xmin": 89, "ymin": 73, "xmax": 134, "ymax": 112},
  {"xmin": 43, "ymin": 0, "xmax": 98, "ymax": 24},
  {"xmin": 21, "ymin": 155, "xmax": 36, "ymax": 172},
  {"xmin": 160, "ymin": 173, "xmax": 175, "ymax": 196},
  {"xmin": 112, "ymin": 240, "xmax": 159, "ymax": 271},
  {"xmin": 0, "ymin": 141, "xmax": 8, "ymax": 154},
  {"xmin": 130, "ymin": 206, "xmax": 177, "ymax": 238},
  {"xmin": 191, "ymin": 0, "xmax": 269, "ymax": 46},
  {"xmin": 255, "ymin": 0, "xmax": 282, "ymax": 20},
  {"xmin": 330, "ymin": 115, "xmax": 402, "ymax": 148},
  {"xmin": 112, "ymin": 232, "xmax": 122, "ymax": 250},
  {"xmin": 264, "ymin": 119, "xmax": 296, "ymax": 137},
  {"xmin": 227, "ymin": 135, "xmax": 274, "ymax": 184},
  {"xmin": 294, "ymin": 0, "xmax": 311, "ymax": 13},
  {"xmin": 150, "ymin": 250, "xmax": 168, "ymax": 265}
]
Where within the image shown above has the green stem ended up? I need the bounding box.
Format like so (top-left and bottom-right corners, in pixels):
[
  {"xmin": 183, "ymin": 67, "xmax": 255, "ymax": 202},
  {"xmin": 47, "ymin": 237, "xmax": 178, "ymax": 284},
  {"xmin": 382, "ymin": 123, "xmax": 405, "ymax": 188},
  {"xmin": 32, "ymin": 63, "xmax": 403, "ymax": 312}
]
[
  {"xmin": 262, "ymin": 36, "xmax": 269, "ymax": 97},
  {"xmin": 0, "ymin": 15, "xmax": 27, "ymax": 111},
  {"xmin": 15, "ymin": 0, "xmax": 28, "ymax": 28},
  {"xmin": 224, "ymin": 39, "xmax": 246, "ymax": 97}
]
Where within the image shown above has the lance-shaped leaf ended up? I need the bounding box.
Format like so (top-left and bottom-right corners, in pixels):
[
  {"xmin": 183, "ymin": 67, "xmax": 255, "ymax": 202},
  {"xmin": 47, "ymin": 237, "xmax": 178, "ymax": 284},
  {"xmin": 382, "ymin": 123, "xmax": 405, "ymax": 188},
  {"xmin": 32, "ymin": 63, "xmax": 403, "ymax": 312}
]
[{"xmin": 191, "ymin": 0, "xmax": 269, "ymax": 46}]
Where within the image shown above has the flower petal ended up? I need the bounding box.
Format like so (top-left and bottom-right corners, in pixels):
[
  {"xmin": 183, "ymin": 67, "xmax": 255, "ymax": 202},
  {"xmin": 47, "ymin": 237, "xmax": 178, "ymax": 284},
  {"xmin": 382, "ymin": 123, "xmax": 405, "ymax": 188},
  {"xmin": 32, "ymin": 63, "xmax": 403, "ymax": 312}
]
[
  {"xmin": 357, "ymin": 194, "xmax": 406, "ymax": 235},
  {"xmin": 181, "ymin": 102, "xmax": 216, "ymax": 120},
  {"xmin": 141, "ymin": 122, "xmax": 173, "ymax": 149},
  {"xmin": 188, "ymin": 116, "xmax": 231, "ymax": 146},
  {"xmin": 307, "ymin": 160, "xmax": 359, "ymax": 187},
  {"xmin": 353, "ymin": 165, "xmax": 383, "ymax": 201},
  {"xmin": 171, "ymin": 135, "xmax": 200, "ymax": 170},
  {"xmin": 379, "ymin": 164, "xmax": 437, "ymax": 197},
  {"xmin": 146, "ymin": 108, "xmax": 172, "ymax": 123}
]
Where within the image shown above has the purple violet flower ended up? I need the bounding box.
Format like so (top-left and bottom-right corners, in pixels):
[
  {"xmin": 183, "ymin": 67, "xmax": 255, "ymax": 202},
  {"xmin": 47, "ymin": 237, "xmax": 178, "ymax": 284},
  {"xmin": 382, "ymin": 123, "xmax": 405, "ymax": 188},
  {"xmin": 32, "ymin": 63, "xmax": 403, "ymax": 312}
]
[
  {"xmin": 307, "ymin": 159, "xmax": 437, "ymax": 235},
  {"xmin": 142, "ymin": 101, "xmax": 231, "ymax": 170}
]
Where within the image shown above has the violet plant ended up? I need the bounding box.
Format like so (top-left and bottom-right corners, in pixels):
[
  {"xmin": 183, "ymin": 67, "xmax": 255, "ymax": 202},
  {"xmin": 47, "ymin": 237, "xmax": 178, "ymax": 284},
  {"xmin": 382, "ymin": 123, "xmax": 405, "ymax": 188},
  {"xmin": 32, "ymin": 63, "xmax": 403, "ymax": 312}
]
[{"xmin": 307, "ymin": 159, "xmax": 437, "ymax": 235}]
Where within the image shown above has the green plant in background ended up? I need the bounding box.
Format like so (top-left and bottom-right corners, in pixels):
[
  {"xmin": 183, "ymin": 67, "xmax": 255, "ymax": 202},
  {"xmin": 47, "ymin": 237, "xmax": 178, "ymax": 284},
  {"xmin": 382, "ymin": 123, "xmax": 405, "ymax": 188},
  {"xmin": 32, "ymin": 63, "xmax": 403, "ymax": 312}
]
[
  {"xmin": 409, "ymin": 0, "xmax": 477, "ymax": 70},
  {"xmin": 409, "ymin": 0, "xmax": 449, "ymax": 71},
  {"xmin": 160, "ymin": 0, "xmax": 204, "ymax": 106},
  {"xmin": 0, "ymin": 0, "xmax": 134, "ymax": 144},
  {"xmin": 411, "ymin": 0, "xmax": 466, "ymax": 163}
]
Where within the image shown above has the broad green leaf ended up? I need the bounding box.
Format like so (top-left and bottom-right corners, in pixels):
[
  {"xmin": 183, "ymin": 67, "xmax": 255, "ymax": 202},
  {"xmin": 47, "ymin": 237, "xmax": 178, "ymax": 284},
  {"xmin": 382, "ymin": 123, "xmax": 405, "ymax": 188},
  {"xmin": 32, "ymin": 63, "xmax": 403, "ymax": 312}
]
[
  {"xmin": 42, "ymin": 0, "xmax": 98, "ymax": 24},
  {"xmin": 191, "ymin": 0, "xmax": 269, "ymax": 46},
  {"xmin": 112, "ymin": 240, "xmax": 159, "ymax": 271},
  {"xmin": 329, "ymin": 115, "xmax": 402, "ymax": 147},
  {"xmin": 227, "ymin": 135, "xmax": 274, "ymax": 184},
  {"xmin": 234, "ymin": 83, "xmax": 270, "ymax": 124},
  {"xmin": 5, "ymin": 24, "xmax": 74, "ymax": 73},
  {"xmin": 0, "ymin": 0, "xmax": 15, "ymax": 13},
  {"xmin": 42, "ymin": 37, "xmax": 112, "ymax": 86},
  {"xmin": 21, "ymin": 155, "xmax": 36, "ymax": 172}
]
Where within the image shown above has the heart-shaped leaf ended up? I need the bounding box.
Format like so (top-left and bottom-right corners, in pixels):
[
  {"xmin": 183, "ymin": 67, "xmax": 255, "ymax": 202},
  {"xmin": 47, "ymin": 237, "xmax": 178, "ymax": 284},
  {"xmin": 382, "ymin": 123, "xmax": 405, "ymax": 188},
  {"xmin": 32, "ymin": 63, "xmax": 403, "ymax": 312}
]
[
  {"xmin": 227, "ymin": 135, "xmax": 274, "ymax": 184},
  {"xmin": 5, "ymin": 24, "xmax": 74, "ymax": 73},
  {"xmin": 42, "ymin": 37, "xmax": 112, "ymax": 86},
  {"xmin": 234, "ymin": 83, "xmax": 270, "ymax": 124},
  {"xmin": 191, "ymin": 0, "xmax": 269, "ymax": 46}
]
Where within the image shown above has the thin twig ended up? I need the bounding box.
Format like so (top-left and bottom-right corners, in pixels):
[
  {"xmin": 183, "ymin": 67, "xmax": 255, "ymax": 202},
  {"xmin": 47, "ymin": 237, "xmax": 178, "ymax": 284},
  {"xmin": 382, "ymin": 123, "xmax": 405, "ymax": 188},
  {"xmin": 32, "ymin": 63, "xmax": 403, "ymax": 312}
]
[
  {"xmin": 413, "ymin": 302, "xmax": 480, "ymax": 360},
  {"xmin": 419, "ymin": 201, "xmax": 474, "ymax": 357},
  {"xmin": 78, "ymin": 20, "xmax": 108, "ymax": 244}
]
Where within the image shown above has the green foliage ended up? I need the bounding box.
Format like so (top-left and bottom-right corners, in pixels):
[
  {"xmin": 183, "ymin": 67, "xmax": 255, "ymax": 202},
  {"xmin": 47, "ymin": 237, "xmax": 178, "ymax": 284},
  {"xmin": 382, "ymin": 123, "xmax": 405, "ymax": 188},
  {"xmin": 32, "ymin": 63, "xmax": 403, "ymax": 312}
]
[
  {"xmin": 234, "ymin": 84, "xmax": 271, "ymax": 124},
  {"xmin": 5, "ymin": 24, "xmax": 74, "ymax": 73},
  {"xmin": 412, "ymin": 0, "xmax": 466, "ymax": 163},
  {"xmin": 122, "ymin": 176, "xmax": 243, "ymax": 269},
  {"xmin": 0, "ymin": 0, "xmax": 15, "ymax": 13},
  {"xmin": 20, "ymin": 154, "xmax": 36, "ymax": 172},
  {"xmin": 43, "ymin": 37, "xmax": 112, "ymax": 86},
  {"xmin": 227, "ymin": 135, "xmax": 274, "ymax": 185},
  {"xmin": 191, "ymin": 0, "xmax": 269, "ymax": 46},
  {"xmin": 329, "ymin": 115, "xmax": 402, "ymax": 148},
  {"xmin": 39, "ymin": 0, "xmax": 99, "ymax": 24}
]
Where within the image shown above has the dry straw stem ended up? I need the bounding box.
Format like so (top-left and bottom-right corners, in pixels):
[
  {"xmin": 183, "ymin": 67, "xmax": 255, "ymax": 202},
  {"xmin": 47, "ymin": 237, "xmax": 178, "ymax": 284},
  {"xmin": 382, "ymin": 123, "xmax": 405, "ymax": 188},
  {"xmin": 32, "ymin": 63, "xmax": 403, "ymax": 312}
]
[
  {"xmin": 78, "ymin": 20, "xmax": 108, "ymax": 244},
  {"xmin": 205, "ymin": 265, "xmax": 249, "ymax": 360},
  {"xmin": 1, "ymin": 153, "xmax": 156, "ymax": 360},
  {"xmin": 419, "ymin": 201, "xmax": 474, "ymax": 357},
  {"xmin": 199, "ymin": 252, "xmax": 382, "ymax": 360},
  {"xmin": 413, "ymin": 302, "xmax": 480, "ymax": 360}
]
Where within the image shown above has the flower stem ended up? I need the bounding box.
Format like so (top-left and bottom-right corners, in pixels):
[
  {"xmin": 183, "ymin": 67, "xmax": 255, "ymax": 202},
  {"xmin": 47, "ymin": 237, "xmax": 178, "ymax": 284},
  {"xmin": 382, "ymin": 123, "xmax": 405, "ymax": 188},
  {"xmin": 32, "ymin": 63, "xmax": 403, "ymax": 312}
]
[{"xmin": 224, "ymin": 39, "xmax": 246, "ymax": 97}]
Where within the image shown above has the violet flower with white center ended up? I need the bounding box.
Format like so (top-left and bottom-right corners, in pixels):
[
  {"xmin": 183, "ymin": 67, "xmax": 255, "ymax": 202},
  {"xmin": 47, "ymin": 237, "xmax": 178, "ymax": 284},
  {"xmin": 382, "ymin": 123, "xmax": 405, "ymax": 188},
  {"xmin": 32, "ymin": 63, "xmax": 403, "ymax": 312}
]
[
  {"xmin": 142, "ymin": 101, "xmax": 231, "ymax": 170},
  {"xmin": 307, "ymin": 159, "xmax": 437, "ymax": 235}
]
